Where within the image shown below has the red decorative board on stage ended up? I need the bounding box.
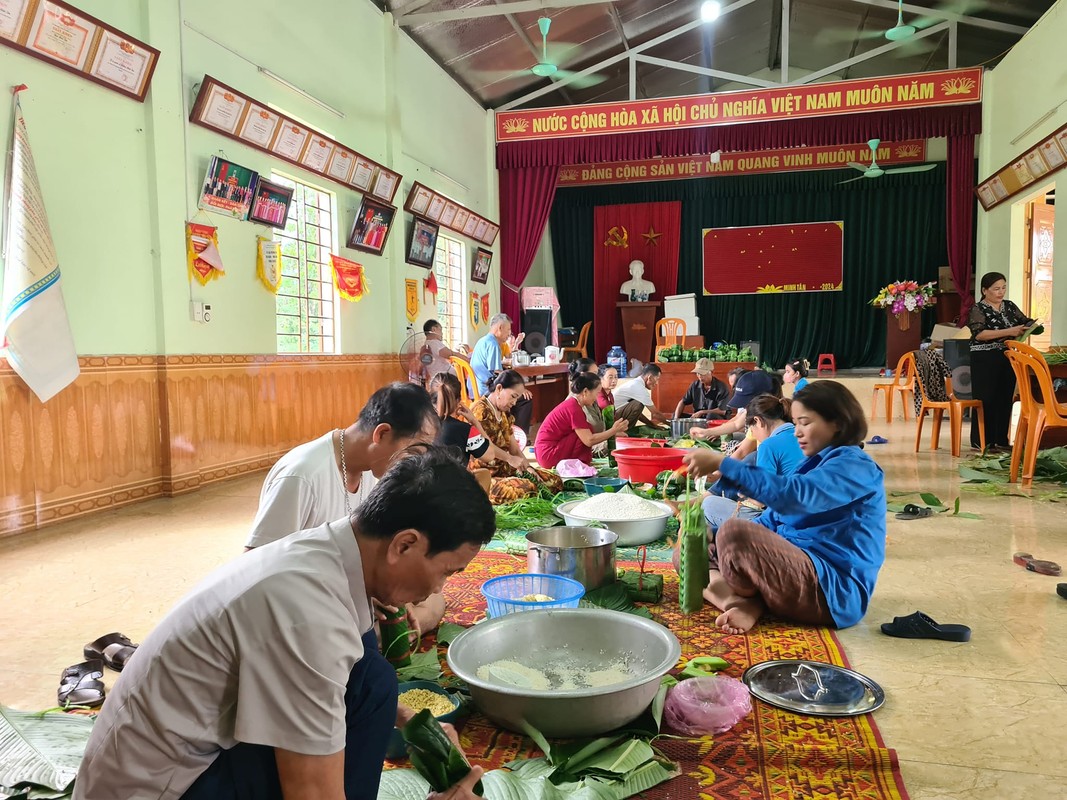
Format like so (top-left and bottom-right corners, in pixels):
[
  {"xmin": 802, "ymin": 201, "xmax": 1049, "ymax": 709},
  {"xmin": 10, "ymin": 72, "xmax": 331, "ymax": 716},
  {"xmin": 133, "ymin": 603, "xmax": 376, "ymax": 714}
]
[{"xmin": 703, "ymin": 222, "xmax": 844, "ymax": 296}]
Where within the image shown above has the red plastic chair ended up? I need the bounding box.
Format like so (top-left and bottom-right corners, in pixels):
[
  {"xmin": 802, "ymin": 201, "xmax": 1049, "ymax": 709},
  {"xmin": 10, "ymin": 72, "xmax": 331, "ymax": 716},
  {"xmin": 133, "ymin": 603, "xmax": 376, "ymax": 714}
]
[{"xmin": 816, "ymin": 353, "xmax": 836, "ymax": 375}]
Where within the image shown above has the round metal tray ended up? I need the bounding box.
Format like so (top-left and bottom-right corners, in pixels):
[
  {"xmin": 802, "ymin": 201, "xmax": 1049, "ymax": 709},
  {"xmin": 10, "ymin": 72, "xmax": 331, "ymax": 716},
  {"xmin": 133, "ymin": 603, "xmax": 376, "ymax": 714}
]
[{"xmin": 742, "ymin": 659, "xmax": 885, "ymax": 717}]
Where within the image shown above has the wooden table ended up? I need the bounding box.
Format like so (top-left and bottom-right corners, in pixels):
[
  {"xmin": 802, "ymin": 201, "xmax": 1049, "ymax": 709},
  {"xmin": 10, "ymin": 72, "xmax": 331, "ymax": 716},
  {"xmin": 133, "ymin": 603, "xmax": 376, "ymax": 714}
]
[
  {"xmin": 512, "ymin": 364, "xmax": 571, "ymax": 427},
  {"xmin": 651, "ymin": 361, "xmax": 756, "ymax": 412}
]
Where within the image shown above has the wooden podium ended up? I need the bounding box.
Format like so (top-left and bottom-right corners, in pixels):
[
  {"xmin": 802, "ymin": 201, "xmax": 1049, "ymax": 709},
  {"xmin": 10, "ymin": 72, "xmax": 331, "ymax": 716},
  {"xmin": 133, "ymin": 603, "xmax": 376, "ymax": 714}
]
[
  {"xmin": 885, "ymin": 309, "xmax": 922, "ymax": 369},
  {"xmin": 617, "ymin": 301, "xmax": 660, "ymax": 365}
]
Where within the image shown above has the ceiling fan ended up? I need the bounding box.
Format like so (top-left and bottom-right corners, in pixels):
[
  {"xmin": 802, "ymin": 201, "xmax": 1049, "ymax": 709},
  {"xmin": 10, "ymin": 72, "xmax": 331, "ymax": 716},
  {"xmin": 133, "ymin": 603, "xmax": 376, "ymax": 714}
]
[
  {"xmin": 474, "ymin": 16, "xmax": 605, "ymax": 90},
  {"xmin": 817, "ymin": 0, "xmax": 986, "ymax": 54},
  {"xmin": 838, "ymin": 139, "xmax": 937, "ymax": 184}
]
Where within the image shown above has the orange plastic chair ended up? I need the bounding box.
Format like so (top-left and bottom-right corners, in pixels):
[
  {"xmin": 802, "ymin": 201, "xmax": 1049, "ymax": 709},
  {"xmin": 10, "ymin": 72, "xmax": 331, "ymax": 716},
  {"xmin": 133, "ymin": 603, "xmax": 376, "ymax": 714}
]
[
  {"xmin": 654, "ymin": 318, "xmax": 687, "ymax": 360},
  {"xmin": 913, "ymin": 367, "xmax": 985, "ymax": 457},
  {"xmin": 1005, "ymin": 345, "xmax": 1067, "ymax": 486},
  {"xmin": 562, "ymin": 321, "xmax": 591, "ymax": 361},
  {"xmin": 871, "ymin": 352, "xmax": 916, "ymax": 422},
  {"xmin": 451, "ymin": 356, "xmax": 481, "ymax": 406},
  {"xmin": 944, "ymin": 375, "xmax": 985, "ymax": 458},
  {"xmin": 817, "ymin": 353, "xmax": 836, "ymax": 375}
]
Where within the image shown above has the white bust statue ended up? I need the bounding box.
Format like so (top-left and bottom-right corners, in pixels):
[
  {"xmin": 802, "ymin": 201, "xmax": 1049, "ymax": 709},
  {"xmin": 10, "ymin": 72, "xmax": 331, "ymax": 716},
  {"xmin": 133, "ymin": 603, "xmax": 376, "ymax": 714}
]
[{"xmin": 620, "ymin": 260, "xmax": 656, "ymax": 301}]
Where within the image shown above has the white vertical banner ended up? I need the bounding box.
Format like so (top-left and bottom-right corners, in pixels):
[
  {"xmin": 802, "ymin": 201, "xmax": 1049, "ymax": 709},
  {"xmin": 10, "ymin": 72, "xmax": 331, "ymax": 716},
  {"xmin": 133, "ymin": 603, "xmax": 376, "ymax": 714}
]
[{"xmin": 2, "ymin": 89, "xmax": 79, "ymax": 402}]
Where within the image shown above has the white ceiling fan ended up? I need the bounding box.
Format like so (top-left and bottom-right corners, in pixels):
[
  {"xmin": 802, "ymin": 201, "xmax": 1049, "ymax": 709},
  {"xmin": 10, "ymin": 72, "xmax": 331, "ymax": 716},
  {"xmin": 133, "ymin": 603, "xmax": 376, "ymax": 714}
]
[
  {"xmin": 474, "ymin": 16, "xmax": 606, "ymax": 90},
  {"xmin": 838, "ymin": 139, "xmax": 937, "ymax": 184}
]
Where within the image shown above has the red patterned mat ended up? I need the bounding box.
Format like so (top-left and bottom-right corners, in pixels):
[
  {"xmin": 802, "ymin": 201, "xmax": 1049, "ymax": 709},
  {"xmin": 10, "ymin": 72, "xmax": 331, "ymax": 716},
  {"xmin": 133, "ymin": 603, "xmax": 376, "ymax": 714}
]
[{"xmin": 433, "ymin": 551, "xmax": 909, "ymax": 800}]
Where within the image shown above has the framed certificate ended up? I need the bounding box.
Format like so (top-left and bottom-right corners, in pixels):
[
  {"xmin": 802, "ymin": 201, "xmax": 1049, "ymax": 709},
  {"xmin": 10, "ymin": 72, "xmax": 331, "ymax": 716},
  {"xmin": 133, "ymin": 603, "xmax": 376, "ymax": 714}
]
[
  {"xmin": 1024, "ymin": 150, "xmax": 1048, "ymax": 179},
  {"xmin": 300, "ymin": 135, "xmax": 335, "ymax": 173},
  {"xmin": 327, "ymin": 149, "xmax": 355, "ymax": 183},
  {"xmin": 238, "ymin": 103, "xmax": 281, "ymax": 148},
  {"xmin": 272, "ymin": 122, "xmax": 310, "ymax": 161},
  {"xmin": 989, "ymin": 175, "xmax": 1007, "ymax": 199},
  {"xmin": 462, "ymin": 215, "xmax": 480, "ymax": 237},
  {"xmin": 26, "ymin": 1, "xmax": 95, "ymax": 70},
  {"xmin": 452, "ymin": 207, "xmax": 470, "ymax": 231},
  {"xmin": 0, "ymin": 0, "xmax": 32, "ymax": 41},
  {"xmin": 371, "ymin": 169, "xmax": 398, "ymax": 201},
  {"xmin": 481, "ymin": 224, "xmax": 499, "ymax": 245},
  {"xmin": 976, "ymin": 184, "xmax": 995, "ymax": 210},
  {"xmin": 425, "ymin": 195, "xmax": 446, "ymax": 221},
  {"xmin": 1056, "ymin": 130, "xmax": 1067, "ymax": 162},
  {"xmin": 472, "ymin": 218, "xmax": 490, "ymax": 241},
  {"xmin": 1039, "ymin": 138, "xmax": 1065, "ymax": 170},
  {"xmin": 439, "ymin": 202, "xmax": 458, "ymax": 227},
  {"xmin": 1010, "ymin": 159, "xmax": 1033, "ymax": 186},
  {"xmin": 350, "ymin": 158, "xmax": 375, "ymax": 191},
  {"xmin": 197, "ymin": 83, "xmax": 248, "ymax": 135},
  {"xmin": 88, "ymin": 29, "xmax": 156, "ymax": 98},
  {"xmin": 408, "ymin": 185, "xmax": 433, "ymax": 215}
]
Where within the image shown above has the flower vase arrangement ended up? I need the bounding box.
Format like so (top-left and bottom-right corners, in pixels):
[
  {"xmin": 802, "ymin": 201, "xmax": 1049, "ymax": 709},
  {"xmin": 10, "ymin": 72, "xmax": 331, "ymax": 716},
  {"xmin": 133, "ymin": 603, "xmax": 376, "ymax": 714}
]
[{"xmin": 869, "ymin": 281, "xmax": 937, "ymax": 330}]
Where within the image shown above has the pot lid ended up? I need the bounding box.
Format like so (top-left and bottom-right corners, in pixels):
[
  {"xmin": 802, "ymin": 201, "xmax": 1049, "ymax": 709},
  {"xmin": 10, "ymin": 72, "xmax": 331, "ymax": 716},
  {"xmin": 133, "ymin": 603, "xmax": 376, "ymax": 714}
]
[{"xmin": 742, "ymin": 660, "xmax": 884, "ymax": 717}]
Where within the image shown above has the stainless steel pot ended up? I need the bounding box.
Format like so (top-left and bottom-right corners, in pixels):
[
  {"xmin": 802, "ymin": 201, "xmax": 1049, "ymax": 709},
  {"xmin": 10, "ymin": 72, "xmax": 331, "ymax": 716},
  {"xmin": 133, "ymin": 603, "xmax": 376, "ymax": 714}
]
[
  {"xmin": 669, "ymin": 417, "xmax": 702, "ymax": 438},
  {"xmin": 526, "ymin": 526, "xmax": 617, "ymax": 590}
]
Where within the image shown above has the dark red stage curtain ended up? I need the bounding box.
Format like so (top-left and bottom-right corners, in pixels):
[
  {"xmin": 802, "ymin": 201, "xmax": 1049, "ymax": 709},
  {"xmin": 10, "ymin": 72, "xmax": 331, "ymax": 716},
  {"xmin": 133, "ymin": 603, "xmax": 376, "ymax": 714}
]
[
  {"xmin": 496, "ymin": 106, "xmax": 982, "ymax": 169},
  {"xmin": 592, "ymin": 202, "xmax": 681, "ymax": 362},
  {"xmin": 499, "ymin": 165, "xmax": 559, "ymax": 327},
  {"xmin": 947, "ymin": 134, "xmax": 977, "ymax": 323}
]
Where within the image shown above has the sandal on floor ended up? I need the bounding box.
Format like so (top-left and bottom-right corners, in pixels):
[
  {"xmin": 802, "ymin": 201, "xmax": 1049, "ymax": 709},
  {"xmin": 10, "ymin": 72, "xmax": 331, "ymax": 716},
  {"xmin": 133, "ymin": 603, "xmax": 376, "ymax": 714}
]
[
  {"xmin": 58, "ymin": 661, "xmax": 106, "ymax": 708},
  {"xmin": 84, "ymin": 632, "xmax": 139, "ymax": 671},
  {"xmin": 1012, "ymin": 552, "xmax": 1063, "ymax": 577},
  {"xmin": 880, "ymin": 611, "xmax": 971, "ymax": 642},
  {"xmin": 1057, "ymin": 584, "xmax": 1067, "ymax": 600},
  {"xmin": 867, "ymin": 435, "xmax": 889, "ymax": 444},
  {"xmin": 895, "ymin": 504, "xmax": 934, "ymax": 520}
]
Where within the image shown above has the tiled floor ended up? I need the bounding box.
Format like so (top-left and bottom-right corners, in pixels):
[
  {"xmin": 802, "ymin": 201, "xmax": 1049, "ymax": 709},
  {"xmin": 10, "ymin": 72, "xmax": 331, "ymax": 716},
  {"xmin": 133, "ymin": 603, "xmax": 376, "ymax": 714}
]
[{"xmin": 1, "ymin": 384, "xmax": 1065, "ymax": 799}]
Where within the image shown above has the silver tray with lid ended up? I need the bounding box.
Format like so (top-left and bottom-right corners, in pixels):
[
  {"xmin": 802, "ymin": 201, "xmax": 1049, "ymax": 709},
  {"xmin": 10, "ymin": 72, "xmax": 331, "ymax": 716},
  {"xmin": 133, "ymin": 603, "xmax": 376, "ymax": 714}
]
[{"xmin": 742, "ymin": 659, "xmax": 885, "ymax": 717}]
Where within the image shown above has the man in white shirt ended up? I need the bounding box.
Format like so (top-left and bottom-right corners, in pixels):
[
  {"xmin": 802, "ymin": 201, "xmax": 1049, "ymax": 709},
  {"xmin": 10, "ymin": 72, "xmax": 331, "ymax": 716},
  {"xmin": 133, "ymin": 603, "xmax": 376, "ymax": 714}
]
[
  {"xmin": 612, "ymin": 364, "xmax": 669, "ymax": 433},
  {"xmin": 422, "ymin": 318, "xmax": 468, "ymax": 380},
  {"xmin": 245, "ymin": 382, "xmax": 446, "ymax": 634},
  {"xmin": 74, "ymin": 448, "xmax": 492, "ymax": 800}
]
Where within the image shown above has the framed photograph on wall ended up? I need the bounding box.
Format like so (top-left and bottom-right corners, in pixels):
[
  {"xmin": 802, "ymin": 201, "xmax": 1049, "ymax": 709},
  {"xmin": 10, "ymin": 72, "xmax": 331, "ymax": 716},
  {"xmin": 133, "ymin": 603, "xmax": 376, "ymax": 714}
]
[
  {"xmin": 347, "ymin": 197, "xmax": 396, "ymax": 254},
  {"xmin": 406, "ymin": 217, "xmax": 440, "ymax": 269},
  {"xmin": 199, "ymin": 156, "xmax": 258, "ymax": 220},
  {"xmin": 248, "ymin": 179, "xmax": 294, "ymax": 229},
  {"xmin": 471, "ymin": 247, "xmax": 492, "ymax": 285}
]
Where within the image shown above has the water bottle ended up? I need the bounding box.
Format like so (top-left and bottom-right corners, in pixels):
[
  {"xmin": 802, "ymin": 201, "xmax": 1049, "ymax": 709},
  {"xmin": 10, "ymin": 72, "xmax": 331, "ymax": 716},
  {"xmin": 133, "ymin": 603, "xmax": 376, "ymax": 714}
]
[{"xmin": 607, "ymin": 346, "xmax": 628, "ymax": 378}]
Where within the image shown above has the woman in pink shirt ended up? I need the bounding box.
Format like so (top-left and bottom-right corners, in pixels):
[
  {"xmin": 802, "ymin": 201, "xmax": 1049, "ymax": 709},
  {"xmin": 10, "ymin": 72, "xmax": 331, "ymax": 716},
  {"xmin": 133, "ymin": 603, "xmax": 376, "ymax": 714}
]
[{"xmin": 535, "ymin": 372, "xmax": 629, "ymax": 469}]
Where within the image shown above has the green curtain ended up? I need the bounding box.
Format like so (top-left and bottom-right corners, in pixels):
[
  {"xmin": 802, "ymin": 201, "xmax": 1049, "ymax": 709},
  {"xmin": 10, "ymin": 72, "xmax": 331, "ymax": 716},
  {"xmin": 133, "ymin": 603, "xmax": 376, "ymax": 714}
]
[{"xmin": 550, "ymin": 164, "xmax": 948, "ymax": 368}]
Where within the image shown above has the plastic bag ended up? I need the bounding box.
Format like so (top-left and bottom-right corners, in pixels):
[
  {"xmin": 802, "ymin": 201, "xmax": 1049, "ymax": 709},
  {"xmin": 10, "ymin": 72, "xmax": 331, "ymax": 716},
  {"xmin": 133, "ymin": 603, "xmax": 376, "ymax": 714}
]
[
  {"xmin": 556, "ymin": 459, "xmax": 597, "ymax": 478},
  {"xmin": 663, "ymin": 675, "xmax": 752, "ymax": 735}
]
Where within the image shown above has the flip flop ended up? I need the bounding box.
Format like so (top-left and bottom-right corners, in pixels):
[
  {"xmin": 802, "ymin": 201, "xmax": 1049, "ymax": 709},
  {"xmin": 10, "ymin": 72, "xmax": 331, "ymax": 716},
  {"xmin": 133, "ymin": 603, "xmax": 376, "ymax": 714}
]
[
  {"xmin": 867, "ymin": 435, "xmax": 889, "ymax": 444},
  {"xmin": 84, "ymin": 632, "xmax": 138, "ymax": 671},
  {"xmin": 1012, "ymin": 552, "xmax": 1063, "ymax": 577},
  {"xmin": 895, "ymin": 503, "xmax": 934, "ymax": 520},
  {"xmin": 58, "ymin": 661, "xmax": 106, "ymax": 708},
  {"xmin": 880, "ymin": 611, "xmax": 971, "ymax": 642}
]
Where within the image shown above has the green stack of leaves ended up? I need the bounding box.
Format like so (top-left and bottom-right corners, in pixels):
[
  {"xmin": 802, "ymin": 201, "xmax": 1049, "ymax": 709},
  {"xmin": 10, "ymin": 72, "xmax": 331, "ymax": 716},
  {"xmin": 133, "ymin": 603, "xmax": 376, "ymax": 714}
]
[
  {"xmin": 401, "ymin": 709, "xmax": 483, "ymax": 796},
  {"xmin": 677, "ymin": 475, "xmax": 709, "ymax": 615}
]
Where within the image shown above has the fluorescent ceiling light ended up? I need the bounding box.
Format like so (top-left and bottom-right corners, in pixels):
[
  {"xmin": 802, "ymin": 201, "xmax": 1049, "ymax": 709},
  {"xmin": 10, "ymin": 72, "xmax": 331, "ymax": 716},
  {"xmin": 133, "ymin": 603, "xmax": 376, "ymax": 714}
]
[{"xmin": 700, "ymin": 1, "xmax": 721, "ymax": 23}]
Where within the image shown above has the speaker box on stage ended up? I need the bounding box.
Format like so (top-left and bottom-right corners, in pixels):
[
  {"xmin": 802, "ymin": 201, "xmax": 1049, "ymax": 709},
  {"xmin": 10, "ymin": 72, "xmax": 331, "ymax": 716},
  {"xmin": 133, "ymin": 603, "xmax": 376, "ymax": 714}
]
[
  {"xmin": 522, "ymin": 308, "xmax": 553, "ymax": 357},
  {"xmin": 943, "ymin": 340, "xmax": 972, "ymax": 400}
]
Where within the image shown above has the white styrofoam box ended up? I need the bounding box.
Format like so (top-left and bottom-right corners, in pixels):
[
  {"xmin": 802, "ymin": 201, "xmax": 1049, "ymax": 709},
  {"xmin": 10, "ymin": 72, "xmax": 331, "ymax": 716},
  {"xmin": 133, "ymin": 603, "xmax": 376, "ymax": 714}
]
[{"xmin": 664, "ymin": 293, "xmax": 697, "ymax": 320}]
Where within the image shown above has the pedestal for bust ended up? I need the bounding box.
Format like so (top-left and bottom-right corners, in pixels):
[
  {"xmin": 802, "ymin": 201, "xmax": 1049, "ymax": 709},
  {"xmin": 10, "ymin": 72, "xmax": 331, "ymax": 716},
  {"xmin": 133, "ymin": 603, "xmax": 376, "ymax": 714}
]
[
  {"xmin": 886, "ymin": 309, "xmax": 922, "ymax": 369},
  {"xmin": 617, "ymin": 301, "xmax": 661, "ymax": 365}
]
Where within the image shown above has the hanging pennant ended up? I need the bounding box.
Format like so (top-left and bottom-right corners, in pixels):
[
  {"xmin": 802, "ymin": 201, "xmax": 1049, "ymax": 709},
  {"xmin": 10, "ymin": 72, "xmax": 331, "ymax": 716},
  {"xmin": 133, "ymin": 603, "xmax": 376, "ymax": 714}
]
[
  {"xmin": 469, "ymin": 291, "xmax": 481, "ymax": 329},
  {"xmin": 186, "ymin": 222, "xmax": 225, "ymax": 285},
  {"xmin": 481, "ymin": 293, "xmax": 490, "ymax": 324},
  {"xmin": 330, "ymin": 254, "xmax": 369, "ymax": 301},
  {"xmin": 405, "ymin": 278, "xmax": 419, "ymax": 322},
  {"xmin": 256, "ymin": 236, "xmax": 282, "ymax": 294},
  {"xmin": 423, "ymin": 270, "xmax": 438, "ymax": 305}
]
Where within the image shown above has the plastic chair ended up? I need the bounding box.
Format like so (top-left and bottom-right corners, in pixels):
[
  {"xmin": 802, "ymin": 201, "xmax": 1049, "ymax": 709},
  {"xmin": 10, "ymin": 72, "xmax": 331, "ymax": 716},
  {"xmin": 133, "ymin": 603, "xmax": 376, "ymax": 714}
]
[
  {"xmin": 1005, "ymin": 345, "xmax": 1067, "ymax": 486},
  {"xmin": 451, "ymin": 357, "xmax": 481, "ymax": 406},
  {"xmin": 871, "ymin": 352, "xmax": 915, "ymax": 422},
  {"xmin": 562, "ymin": 321, "xmax": 591, "ymax": 361},
  {"xmin": 816, "ymin": 353, "xmax": 836, "ymax": 375},
  {"xmin": 654, "ymin": 318, "xmax": 687, "ymax": 360},
  {"xmin": 913, "ymin": 367, "xmax": 985, "ymax": 457}
]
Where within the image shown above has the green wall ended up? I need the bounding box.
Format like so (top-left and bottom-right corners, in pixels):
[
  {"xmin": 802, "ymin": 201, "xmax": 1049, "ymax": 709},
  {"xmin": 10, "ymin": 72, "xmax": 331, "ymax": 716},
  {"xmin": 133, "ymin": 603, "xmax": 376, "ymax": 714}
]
[{"xmin": 0, "ymin": 0, "xmax": 496, "ymax": 355}]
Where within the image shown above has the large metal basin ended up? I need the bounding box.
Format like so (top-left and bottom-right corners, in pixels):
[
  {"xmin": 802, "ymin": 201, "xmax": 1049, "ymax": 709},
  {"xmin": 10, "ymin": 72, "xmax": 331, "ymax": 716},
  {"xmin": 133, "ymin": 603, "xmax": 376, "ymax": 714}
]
[
  {"xmin": 447, "ymin": 608, "xmax": 680, "ymax": 737},
  {"xmin": 526, "ymin": 526, "xmax": 617, "ymax": 591}
]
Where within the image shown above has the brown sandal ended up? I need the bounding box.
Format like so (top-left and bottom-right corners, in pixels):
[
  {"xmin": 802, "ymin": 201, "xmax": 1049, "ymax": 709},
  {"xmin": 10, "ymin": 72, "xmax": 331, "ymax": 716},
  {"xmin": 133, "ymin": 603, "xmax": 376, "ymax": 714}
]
[
  {"xmin": 84, "ymin": 632, "xmax": 138, "ymax": 671},
  {"xmin": 1012, "ymin": 552, "xmax": 1062, "ymax": 577},
  {"xmin": 58, "ymin": 660, "xmax": 105, "ymax": 708}
]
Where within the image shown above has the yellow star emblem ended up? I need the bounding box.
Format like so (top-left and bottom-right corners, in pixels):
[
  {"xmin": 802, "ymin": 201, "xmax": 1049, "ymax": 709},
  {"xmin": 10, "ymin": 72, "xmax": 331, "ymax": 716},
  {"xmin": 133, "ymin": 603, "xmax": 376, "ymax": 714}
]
[{"xmin": 642, "ymin": 227, "xmax": 662, "ymax": 246}]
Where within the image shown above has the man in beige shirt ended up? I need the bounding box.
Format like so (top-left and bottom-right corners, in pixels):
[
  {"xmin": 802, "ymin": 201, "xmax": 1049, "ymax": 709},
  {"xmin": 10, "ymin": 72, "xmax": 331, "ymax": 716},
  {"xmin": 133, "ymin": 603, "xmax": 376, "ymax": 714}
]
[{"xmin": 74, "ymin": 448, "xmax": 494, "ymax": 800}]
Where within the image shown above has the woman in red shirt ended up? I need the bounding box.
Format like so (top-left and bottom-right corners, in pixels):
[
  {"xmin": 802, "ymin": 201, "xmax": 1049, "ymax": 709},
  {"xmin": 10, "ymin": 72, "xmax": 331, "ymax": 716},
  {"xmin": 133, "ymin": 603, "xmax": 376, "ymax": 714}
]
[{"xmin": 535, "ymin": 372, "xmax": 629, "ymax": 469}]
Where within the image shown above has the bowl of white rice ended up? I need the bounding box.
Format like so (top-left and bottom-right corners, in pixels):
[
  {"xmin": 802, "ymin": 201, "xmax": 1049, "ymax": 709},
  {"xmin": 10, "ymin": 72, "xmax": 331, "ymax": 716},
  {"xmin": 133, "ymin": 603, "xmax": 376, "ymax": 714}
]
[{"xmin": 555, "ymin": 492, "xmax": 673, "ymax": 546}]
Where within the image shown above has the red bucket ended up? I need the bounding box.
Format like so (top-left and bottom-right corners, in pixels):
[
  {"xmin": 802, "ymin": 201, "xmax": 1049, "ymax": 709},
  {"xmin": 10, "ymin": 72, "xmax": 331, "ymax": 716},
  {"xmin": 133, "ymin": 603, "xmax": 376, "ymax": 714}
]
[
  {"xmin": 613, "ymin": 447, "xmax": 688, "ymax": 484},
  {"xmin": 615, "ymin": 437, "xmax": 658, "ymax": 450}
]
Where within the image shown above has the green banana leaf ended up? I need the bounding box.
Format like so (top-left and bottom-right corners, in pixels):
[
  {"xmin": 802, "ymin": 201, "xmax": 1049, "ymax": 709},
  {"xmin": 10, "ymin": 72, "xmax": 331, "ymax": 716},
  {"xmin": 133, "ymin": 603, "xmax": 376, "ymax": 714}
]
[
  {"xmin": 394, "ymin": 650, "xmax": 442, "ymax": 682},
  {"xmin": 578, "ymin": 585, "xmax": 652, "ymax": 619},
  {"xmin": 0, "ymin": 708, "xmax": 94, "ymax": 794},
  {"xmin": 434, "ymin": 623, "xmax": 466, "ymax": 646}
]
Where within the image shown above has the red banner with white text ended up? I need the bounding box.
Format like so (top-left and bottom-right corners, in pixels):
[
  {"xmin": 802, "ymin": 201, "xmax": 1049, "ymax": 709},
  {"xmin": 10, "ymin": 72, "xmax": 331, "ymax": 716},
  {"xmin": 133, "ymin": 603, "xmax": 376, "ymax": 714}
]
[
  {"xmin": 558, "ymin": 140, "xmax": 927, "ymax": 186},
  {"xmin": 497, "ymin": 68, "xmax": 981, "ymax": 142},
  {"xmin": 703, "ymin": 222, "xmax": 844, "ymax": 296}
]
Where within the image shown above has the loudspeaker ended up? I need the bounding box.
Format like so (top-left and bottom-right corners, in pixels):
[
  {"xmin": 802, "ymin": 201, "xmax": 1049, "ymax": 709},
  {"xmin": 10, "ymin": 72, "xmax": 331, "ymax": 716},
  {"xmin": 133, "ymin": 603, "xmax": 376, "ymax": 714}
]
[
  {"xmin": 943, "ymin": 340, "xmax": 972, "ymax": 400},
  {"xmin": 522, "ymin": 308, "xmax": 553, "ymax": 357}
]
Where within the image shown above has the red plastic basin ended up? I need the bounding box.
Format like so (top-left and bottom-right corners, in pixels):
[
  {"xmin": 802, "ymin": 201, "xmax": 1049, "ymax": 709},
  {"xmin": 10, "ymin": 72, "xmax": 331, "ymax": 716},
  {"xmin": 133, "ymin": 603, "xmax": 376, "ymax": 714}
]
[
  {"xmin": 613, "ymin": 447, "xmax": 688, "ymax": 484},
  {"xmin": 615, "ymin": 437, "xmax": 658, "ymax": 450}
]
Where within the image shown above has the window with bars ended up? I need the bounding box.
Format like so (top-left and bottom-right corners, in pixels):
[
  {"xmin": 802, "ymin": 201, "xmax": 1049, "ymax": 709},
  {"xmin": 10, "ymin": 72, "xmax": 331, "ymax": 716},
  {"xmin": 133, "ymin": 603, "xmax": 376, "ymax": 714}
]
[
  {"xmin": 274, "ymin": 174, "xmax": 338, "ymax": 353},
  {"xmin": 433, "ymin": 234, "xmax": 466, "ymax": 347}
]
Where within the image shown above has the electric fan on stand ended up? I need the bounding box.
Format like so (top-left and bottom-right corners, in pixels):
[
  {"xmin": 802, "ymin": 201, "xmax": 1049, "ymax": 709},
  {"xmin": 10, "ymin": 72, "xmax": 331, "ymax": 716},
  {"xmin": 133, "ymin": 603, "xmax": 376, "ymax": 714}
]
[{"xmin": 398, "ymin": 327, "xmax": 433, "ymax": 387}]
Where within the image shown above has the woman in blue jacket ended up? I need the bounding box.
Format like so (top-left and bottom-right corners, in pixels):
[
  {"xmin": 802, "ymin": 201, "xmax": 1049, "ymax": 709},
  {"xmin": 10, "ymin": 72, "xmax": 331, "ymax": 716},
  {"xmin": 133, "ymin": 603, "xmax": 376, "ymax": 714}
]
[{"xmin": 682, "ymin": 381, "xmax": 886, "ymax": 634}]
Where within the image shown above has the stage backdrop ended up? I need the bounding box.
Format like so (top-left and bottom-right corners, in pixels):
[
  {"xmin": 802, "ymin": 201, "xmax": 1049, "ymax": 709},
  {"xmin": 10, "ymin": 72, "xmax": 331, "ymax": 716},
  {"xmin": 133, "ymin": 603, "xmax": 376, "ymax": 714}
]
[
  {"xmin": 592, "ymin": 202, "xmax": 681, "ymax": 362},
  {"xmin": 703, "ymin": 222, "xmax": 844, "ymax": 296},
  {"xmin": 550, "ymin": 166, "xmax": 947, "ymax": 368}
]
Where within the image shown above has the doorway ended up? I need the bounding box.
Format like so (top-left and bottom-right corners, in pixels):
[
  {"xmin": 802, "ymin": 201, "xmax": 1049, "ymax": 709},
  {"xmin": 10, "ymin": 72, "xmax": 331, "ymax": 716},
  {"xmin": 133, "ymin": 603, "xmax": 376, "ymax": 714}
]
[{"xmin": 1022, "ymin": 187, "xmax": 1055, "ymax": 350}]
